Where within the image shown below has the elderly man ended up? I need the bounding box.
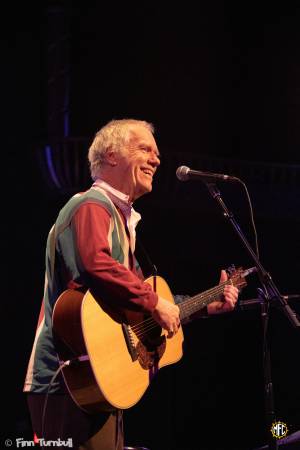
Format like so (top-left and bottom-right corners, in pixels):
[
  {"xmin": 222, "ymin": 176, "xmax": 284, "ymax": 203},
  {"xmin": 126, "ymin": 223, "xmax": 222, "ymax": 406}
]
[{"xmin": 24, "ymin": 119, "xmax": 238, "ymax": 450}]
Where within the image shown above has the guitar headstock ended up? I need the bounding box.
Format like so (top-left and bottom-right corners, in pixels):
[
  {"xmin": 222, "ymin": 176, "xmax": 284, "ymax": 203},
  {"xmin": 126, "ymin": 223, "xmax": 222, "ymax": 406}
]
[{"xmin": 226, "ymin": 265, "xmax": 257, "ymax": 291}]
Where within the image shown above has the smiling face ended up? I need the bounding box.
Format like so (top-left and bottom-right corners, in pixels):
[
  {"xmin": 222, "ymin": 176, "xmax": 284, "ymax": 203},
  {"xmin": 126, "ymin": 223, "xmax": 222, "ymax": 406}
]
[{"xmin": 111, "ymin": 124, "xmax": 161, "ymax": 201}]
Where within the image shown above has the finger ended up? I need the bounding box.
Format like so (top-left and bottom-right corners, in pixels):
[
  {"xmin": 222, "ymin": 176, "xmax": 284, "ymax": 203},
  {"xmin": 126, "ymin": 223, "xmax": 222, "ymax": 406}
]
[
  {"xmin": 224, "ymin": 290, "xmax": 236, "ymax": 301},
  {"xmin": 224, "ymin": 286, "xmax": 239, "ymax": 299},
  {"xmin": 222, "ymin": 300, "xmax": 234, "ymax": 310},
  {"xmin": 225, "ymin": 295, "xmax": 237, "ymax": 306},
  {"xmin": 219, "ymin": 269, "xmax": 228, "ymax": 283},
  {"xmin": 228, "ymin": 296, "xmax": 238, "ymax": 308},
  {"xmin": 167, "ymin": 330, "xmax": 175, "ymax": 338}
]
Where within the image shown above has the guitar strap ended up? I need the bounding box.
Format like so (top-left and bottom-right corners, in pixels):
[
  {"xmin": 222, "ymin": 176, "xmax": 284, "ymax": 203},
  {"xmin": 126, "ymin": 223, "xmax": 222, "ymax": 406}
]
[
  {"xmin": 134, "ymin": 237, "xmax": 157, "ymax": 277},
  {"xmin": 135, "ymin": 237, "xmax": 158, "ymax": 292}
]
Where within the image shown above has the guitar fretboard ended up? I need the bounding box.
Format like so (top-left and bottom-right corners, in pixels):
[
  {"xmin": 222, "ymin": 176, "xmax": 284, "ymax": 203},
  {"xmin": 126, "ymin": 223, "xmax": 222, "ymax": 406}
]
[{"xmin": 179, "ymin": 279, "xmax": 234, "ymax": 320}]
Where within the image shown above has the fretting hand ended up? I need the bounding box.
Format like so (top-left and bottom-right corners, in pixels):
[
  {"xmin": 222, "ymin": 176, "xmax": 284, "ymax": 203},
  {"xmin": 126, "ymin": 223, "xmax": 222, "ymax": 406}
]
[{"xmin": 207, "ymin": 269, "xmax": 239, "ymax": 315}]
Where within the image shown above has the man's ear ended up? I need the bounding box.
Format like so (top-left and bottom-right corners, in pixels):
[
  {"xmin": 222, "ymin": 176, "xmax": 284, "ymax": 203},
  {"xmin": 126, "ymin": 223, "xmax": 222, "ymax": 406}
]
[{"xmin": 104, "ymin": 147, "xmax": 118, "ymax": 166}]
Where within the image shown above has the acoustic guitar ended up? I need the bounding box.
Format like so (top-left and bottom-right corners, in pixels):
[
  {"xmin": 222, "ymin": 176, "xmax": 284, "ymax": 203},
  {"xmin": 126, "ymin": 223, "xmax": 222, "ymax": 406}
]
[{"xmin": 52, "ymin": 267, "xmax": 255, "ymax": 412}]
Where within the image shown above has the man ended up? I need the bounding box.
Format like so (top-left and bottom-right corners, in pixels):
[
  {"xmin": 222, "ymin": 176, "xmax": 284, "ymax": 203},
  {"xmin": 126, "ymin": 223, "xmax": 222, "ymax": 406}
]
[{"xmin": 24, "ymin": 119, "xmax": 239, "ymax": 450}]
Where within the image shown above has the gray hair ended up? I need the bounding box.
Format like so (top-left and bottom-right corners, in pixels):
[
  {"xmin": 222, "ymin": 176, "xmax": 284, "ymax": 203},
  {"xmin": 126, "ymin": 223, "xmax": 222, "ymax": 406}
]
[{"xmin": 88, "ymin": 119, "xmax": 154, "ymax": 180}]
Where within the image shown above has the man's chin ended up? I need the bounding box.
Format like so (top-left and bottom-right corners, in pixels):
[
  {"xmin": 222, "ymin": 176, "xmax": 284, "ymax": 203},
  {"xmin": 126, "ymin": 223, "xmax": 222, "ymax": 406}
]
[
  {"xmin": 134, "ymin": 185, "xmax": 152, "ymax": 201},
  {"xmin": 145, "ymin": 183, "xmax": 153, "ymax": 194}
]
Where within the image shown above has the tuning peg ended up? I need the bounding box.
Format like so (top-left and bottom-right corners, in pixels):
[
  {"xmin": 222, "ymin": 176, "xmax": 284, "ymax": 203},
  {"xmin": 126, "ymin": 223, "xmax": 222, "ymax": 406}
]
[{"xmin": 226, "ymin": 264, "xmax": 236, "ymax": 277}]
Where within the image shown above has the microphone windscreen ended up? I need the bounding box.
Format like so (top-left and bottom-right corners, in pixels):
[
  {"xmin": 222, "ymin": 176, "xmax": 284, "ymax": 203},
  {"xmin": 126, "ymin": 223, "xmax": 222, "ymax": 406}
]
[{"xmin": 176, "ymin": 166, "xmax": 190, "ymax": 181}]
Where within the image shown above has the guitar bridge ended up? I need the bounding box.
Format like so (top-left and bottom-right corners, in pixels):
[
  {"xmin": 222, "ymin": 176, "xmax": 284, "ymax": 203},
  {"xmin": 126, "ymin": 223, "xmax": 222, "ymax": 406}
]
[{"xmin": 122, "ymin": 323, "xmax": 138, "ymax": 361}]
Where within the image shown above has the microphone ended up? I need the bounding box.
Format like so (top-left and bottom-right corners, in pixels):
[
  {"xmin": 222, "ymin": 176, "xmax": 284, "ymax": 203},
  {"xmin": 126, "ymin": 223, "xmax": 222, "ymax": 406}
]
[{"xmin": 176, "ymin": 165, "xmax": 240, "ymax": 183}]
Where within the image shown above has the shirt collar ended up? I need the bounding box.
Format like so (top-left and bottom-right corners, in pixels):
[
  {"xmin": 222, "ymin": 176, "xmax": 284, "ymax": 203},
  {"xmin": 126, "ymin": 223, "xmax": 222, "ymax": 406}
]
[
  {"xmin": 92, "ymin": 178, "xmax": 141, "ymax": 253},
  {"xmin": 92, "ymin": 178, "xmax": 131, "ymax": 206}
]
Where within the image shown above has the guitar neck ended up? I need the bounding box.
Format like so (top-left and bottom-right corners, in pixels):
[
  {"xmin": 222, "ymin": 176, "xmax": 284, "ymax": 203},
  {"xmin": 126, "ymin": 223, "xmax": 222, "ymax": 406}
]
[{"xmin": 178, "ymin": 280, "xmax": 232, "ymax": 320}]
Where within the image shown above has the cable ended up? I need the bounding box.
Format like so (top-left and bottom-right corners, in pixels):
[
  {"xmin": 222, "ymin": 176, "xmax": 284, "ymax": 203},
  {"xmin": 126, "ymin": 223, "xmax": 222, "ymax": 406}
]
[{"xmin": 40, "ymin": 359, "xmax": 71, "ymax": 449}]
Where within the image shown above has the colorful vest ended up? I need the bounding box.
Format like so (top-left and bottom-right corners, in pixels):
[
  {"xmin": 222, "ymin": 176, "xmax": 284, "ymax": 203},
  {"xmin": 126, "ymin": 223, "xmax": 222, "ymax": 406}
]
[{"xmin": 24, "ymin": 188, "xmax": 133, "ymax": 393}]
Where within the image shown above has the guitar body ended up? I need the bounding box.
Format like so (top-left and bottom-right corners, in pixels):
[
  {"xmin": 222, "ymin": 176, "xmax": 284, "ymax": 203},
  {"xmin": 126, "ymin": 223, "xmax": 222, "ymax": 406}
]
[{"xmin": 52, "ymin": 276, "xmax": 184, "ymax": 413}]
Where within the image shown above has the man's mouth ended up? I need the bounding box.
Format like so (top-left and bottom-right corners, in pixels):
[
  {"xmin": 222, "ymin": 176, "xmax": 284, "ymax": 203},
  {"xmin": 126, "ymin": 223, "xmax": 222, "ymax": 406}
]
[{"xmin": 141, "ymin": 168, "xmax": 154, "ymax": 178}]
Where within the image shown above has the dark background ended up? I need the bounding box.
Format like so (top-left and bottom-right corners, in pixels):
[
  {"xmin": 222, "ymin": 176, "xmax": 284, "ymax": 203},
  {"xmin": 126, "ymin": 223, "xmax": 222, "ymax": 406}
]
[{"xmin": 3, "ymin": 2, "xmax": 300, "ymax": 449}]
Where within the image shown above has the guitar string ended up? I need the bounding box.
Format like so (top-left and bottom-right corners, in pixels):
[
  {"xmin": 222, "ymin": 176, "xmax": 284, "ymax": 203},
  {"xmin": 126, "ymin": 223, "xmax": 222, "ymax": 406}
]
[
  {"xmin": 130, "ymin": 281, "xmax": 231, "ymax": 336},
  {"xmin": 134, "ymin": 272, "xmax": 245, "ymax": 338},
  {"xmin": 130, "ymin": 279, "xmax": 233, "ymax": 334},
  {"xmin": 130, "ymin": 279, "xmax": 238, "ymax": 338}
]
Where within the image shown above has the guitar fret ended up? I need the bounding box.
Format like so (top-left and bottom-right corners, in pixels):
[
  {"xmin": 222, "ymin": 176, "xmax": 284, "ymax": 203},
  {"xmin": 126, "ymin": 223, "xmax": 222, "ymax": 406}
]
[{"xmin": 179, "ymin": 281, "xmax": 230, "ymax": 320}]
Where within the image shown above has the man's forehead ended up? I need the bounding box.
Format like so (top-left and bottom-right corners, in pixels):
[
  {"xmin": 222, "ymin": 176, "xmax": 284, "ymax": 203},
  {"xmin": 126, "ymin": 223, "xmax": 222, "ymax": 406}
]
[
  {"xmin": 128, "ymin": 124, "xmax": 152, "ymax": 138},
  {"xmin": 128, "ymin": 125, "xmax": 158, "ymax": 147}
]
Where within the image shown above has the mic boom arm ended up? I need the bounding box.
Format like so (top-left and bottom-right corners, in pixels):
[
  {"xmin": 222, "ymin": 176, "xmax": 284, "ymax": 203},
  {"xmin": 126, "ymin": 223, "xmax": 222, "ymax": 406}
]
[{"xmin": 176, "ymin": 165, "xmax": 240, "ymax": 183}]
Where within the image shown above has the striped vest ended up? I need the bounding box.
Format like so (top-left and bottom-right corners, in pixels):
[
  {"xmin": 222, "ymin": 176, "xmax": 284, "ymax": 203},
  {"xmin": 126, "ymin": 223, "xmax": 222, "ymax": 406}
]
[{"xmin": 24, "ymin": 188, "xmax": 133, "ymax": 393}]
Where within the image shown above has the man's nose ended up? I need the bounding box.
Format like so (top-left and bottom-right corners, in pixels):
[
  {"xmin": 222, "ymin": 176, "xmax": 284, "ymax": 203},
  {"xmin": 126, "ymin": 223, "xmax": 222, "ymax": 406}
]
[{"xmin": 149, "ymin": 151, "xmax": 160, "ymax": 167}]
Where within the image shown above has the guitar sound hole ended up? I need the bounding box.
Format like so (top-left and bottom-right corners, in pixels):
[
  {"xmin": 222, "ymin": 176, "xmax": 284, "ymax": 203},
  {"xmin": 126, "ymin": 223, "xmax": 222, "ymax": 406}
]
[
  {"xmin": 141, "ymin": 325, "xmax": 162, "ymax": 349},
  {"xmin": 136, "ymin": 334, "xmax": 166, "ymax": 369}
]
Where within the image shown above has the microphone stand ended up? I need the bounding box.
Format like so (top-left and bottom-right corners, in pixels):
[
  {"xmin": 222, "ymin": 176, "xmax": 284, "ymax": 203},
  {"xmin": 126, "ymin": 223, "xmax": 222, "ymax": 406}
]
[{"xmin": 204, "ymin": 182, "xmax": 300, "ymax": 450}]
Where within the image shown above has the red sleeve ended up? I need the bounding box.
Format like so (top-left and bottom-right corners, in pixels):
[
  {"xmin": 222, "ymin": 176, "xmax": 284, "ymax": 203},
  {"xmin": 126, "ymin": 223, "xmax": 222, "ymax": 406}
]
[{"xmin": 72, "ymin": 202, "xmax": 158, "ymax": 312}]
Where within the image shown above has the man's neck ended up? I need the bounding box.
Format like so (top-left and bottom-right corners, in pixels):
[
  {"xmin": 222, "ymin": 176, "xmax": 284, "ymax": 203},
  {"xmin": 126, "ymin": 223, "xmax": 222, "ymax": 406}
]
[{"xmin": 93, "ymin": 178, "xmax": 132, "ymax": 205}]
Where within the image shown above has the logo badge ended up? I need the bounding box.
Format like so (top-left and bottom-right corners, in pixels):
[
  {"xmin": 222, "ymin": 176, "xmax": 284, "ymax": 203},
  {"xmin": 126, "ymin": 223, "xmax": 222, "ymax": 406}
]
[{"xmin": 270, "ymin": 421, "xmax": 288, "ymax": 439}]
